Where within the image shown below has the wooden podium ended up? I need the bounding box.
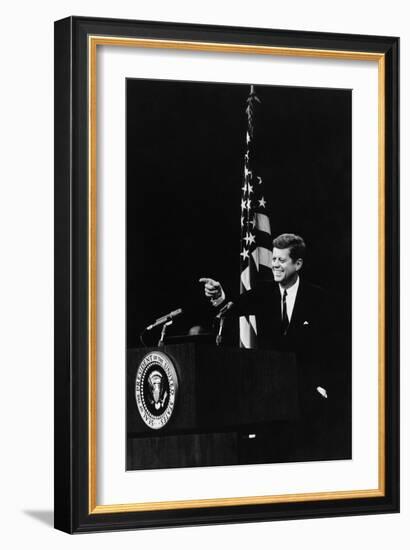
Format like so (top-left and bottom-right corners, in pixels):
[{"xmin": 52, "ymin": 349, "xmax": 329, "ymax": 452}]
[{"xmin": 127, "ymin": 343, "xmax": 299, "ymax": 470}]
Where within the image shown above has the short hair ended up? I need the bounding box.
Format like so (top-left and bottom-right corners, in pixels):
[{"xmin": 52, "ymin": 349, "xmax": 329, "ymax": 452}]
[{"xmin": 272, "ymin": 233, "xmax": 306, "ymax": 261}]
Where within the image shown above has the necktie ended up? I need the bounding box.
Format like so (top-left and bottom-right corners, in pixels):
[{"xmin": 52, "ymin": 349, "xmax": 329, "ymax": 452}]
[{"xmin": 282, "ymin": 289, "xmax": 289, "ymax": 335}]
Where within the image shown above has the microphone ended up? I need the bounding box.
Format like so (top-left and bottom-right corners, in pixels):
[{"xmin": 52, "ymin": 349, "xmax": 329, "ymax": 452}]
[
  {"xmin": 146, "ymin": 308, "xmax": 183, "ymax": 331},
  {"xmin": 215, "ymin": 302, "xmax": 234, "ymax": 346},
  {"xmin": 215, "ymin": 301, "xmax": 234, "ymax": 319}
]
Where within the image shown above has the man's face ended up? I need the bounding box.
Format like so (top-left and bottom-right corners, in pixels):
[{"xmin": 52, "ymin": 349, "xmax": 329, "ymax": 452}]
[{"xmin": 272, "ymin": 247, "xmax": 303, "ymax": 286}]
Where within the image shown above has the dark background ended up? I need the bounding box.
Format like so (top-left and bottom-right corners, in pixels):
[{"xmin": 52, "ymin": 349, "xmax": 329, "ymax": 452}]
[{"xmin": 126, "ymin": 79, "xmax": 351, "ymax": 348}]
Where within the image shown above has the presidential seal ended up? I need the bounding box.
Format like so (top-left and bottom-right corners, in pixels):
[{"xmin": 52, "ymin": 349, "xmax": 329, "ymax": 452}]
[{"xmin": 135, "ymin": 351, "xmax": 179, "ymax": 430}]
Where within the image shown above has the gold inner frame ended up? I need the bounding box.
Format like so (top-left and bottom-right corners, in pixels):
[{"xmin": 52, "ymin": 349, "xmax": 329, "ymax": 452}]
[{"xmin": 87, "ymin": 36, "xmax": 386, "ymax": 514}]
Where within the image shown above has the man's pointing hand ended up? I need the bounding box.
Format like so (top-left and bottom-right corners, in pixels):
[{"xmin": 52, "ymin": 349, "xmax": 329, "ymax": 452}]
[{"xmin": 199, "ymin": 277, "xmax": 225, "ymax": 306}]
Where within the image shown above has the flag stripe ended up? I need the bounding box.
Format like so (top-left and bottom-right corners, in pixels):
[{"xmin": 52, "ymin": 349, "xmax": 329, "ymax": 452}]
[
  {"xmin": 249, "ymin": 314, "xmax": 257, "ymax": 334},
  {"xmin": 241, "ymin": 266, "xmax": 250, "ymax": 290},
  {"xmin": 240, "ymin": 316, "xmax": 257, "ymax": 348},
  {"xmin": 254, "ymin": 229, "xmax": 272, "ymax": 250},
  {"xmin": 255, "ymin": 213, "xmax": 271, "ymax": 234},
  {"xmin": 252, "ymin": 247, "xmax": 272, "ymax": 270}
]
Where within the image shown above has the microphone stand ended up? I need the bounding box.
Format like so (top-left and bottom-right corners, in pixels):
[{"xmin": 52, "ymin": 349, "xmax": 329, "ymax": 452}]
[
  {"xmin": 215, "ymin": 316, "xmax": 225, "ymax": 347},
  {"xmin": 215, "ymin": 301, "xmax": 233, "ymax": 347},
  {"xmin": 158, "ymin": 320, "xmax": 173, "ymax": 347}
]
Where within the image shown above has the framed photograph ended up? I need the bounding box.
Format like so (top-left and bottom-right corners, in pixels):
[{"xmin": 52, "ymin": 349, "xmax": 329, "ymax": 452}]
[{"xmin": 54, "ymin": 16, "xmax": 399, "ymax": 533}]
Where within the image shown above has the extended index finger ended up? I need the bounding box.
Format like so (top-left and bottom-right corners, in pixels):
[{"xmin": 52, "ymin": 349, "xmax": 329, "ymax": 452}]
[{"xmin": 199, "ymin": 277, "xmax": 215, "ymax": 285}]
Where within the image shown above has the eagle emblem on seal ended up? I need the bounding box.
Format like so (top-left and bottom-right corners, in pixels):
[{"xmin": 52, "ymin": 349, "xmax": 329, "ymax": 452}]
[{"xmin": 147, "ymin": 370, "xmax": 168, "ymax": 410}]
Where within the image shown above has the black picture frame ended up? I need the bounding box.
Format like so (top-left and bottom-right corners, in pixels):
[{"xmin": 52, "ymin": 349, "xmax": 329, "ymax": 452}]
[{"xmin": 54, "ymin": 16, "xmax": 399, "ymax": 533}]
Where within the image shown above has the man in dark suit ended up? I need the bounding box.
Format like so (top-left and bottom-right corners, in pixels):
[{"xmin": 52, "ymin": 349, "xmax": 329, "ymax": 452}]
[
  {"xmin": 200, "ymin": 233, "xmax": 350, "ymax": 462},
  {"xmin": 200, "ymin": 234, "xmax": 329, "ymax": 363}
]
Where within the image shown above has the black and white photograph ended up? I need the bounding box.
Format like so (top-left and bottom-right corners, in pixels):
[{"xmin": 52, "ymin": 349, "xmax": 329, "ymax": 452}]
[{"xmin": 126, "ymin": 78, "xmax": 352, "ymax": 471}]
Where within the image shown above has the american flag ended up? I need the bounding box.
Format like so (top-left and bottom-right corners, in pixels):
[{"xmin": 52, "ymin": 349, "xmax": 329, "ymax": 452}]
[{"xmin": 240, "ymin": 85, "xmax": 272, "ymax": 348}]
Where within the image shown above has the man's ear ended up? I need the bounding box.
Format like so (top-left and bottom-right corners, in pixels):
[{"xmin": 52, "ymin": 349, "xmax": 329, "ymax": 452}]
[{"xmin": 295, "ymin": 258, "xmax": 303, "ymax": 271}]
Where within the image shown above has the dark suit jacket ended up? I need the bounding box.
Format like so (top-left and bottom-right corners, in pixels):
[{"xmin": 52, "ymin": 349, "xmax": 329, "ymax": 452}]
[
  {"xmin": 226, "ymin": 278, "xmax": 351, "ymax": 460},
  {"xmin": 231, "ymin": 278, "xmax": 330, "ymax": 355},
  {"xmin": 230, "ymin": 279, "xmax": 334, "ymax": 385}
]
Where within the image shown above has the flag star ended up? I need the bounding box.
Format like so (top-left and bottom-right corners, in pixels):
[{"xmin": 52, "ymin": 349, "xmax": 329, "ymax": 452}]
[
  {"xmin": 246, "ymin": 199, "xmax": 252, "ymax": 210},
  {"xmin": 258, "ymin": 197, "xmax": 267, "ymax": 208},
  {"xmin": 242, "ymin": 183, "xmax": 247, "ymax": 193},
  {"xmin": 248, "ymin": 233, "xmax": 256, "ymax": 245},
  {"xmin": 244, "ymin": 166, "xmax": 249, "ymax": 177},
  {"xmin": 257, "ymin": 176, "xmax": 262, "ymax": 185},
  {"xmin": 243, "ymin": 232, "xmax": 250, "ymax": 245},
  {"xmin": 250, "ymin": 217, "xmax": 256, "ymax": 229},
  {"xmin": 240, "ymin": 248, "xmax": 249, "ymax": 260},
  {"xmin": 247, "ymin": 184, "xmax": 253, "ymax": 194},
  {"xmin": 241, "ymin": 216, "xmax": 244, "ymax": 227},
  {"xmin": 241, "ymin": 199, "xmax": 246, "ymax": 211},
  {"xmin": 246, "ymin": 132, "xmax": 250, "ymax": 144}
]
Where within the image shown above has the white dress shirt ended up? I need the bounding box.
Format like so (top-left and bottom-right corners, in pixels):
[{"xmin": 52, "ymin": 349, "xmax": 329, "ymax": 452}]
[{"xmin": 279, "ymin": 275, "xmax": 300, "ymax": 322}]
